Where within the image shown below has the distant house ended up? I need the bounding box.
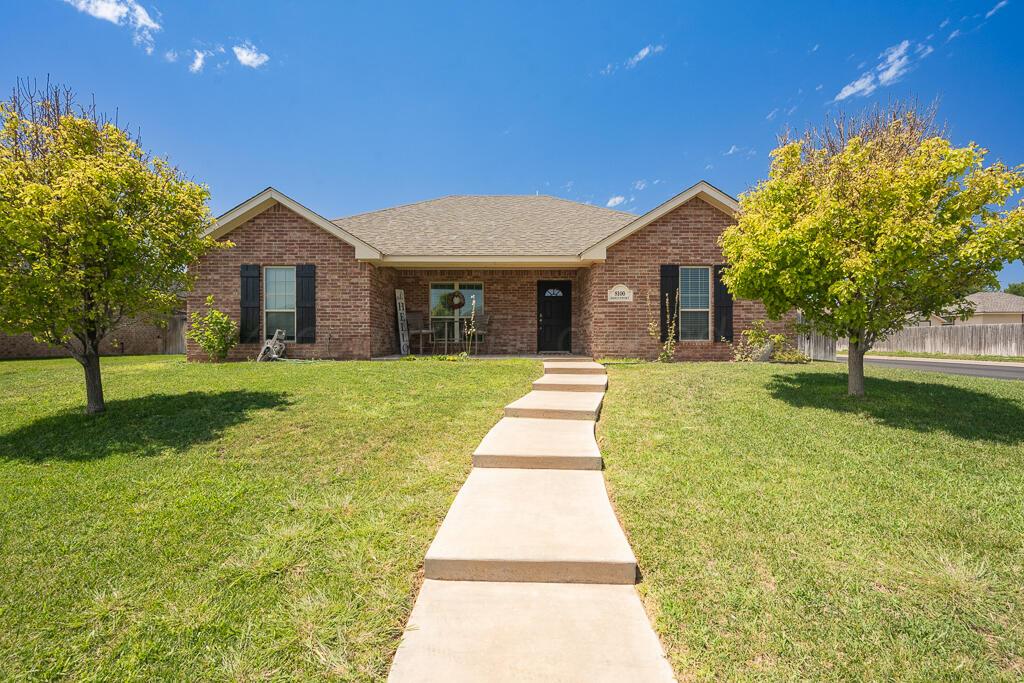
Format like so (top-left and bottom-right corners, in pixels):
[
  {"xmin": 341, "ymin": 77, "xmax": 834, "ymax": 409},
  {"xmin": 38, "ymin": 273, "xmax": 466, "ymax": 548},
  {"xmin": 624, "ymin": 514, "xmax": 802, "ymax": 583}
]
[{"xmin": 923, "ymin": 291, "xmax": 1024, "ymax": 326}]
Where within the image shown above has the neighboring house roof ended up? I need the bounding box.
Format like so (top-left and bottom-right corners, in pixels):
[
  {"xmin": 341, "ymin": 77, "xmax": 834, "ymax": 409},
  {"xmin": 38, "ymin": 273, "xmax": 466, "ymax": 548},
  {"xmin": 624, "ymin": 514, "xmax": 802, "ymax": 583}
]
[
  {"xmin": 331, "ymin": 195, "xmax": 634, "ymax": 256},
  {"xmin": 966, "ymin": 291, "xmax": 1024, "ymax": 313},
  {"xmin": 208, "ymin": 180, "xmax": 738, "ymax": 266}
]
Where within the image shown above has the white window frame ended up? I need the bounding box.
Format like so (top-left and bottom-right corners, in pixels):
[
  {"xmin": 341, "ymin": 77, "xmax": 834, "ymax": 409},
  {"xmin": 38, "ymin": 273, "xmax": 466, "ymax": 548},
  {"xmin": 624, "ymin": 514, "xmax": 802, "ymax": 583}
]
[
  {"xmin": 263, "ymin": 265, "xmax": 297, "ymax": 341},
  {"xmin": 429, "ymin": 281, "xmax": 484, "ymax": 342},
  {"xmin": 678, "ymin": 266, "xmax": 712, "ymax": 342}
]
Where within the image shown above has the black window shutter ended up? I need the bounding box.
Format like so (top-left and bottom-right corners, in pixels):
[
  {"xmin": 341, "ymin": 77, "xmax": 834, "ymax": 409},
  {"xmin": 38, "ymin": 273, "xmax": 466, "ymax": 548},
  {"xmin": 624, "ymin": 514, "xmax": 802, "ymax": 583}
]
[
  {"xmin": 240, "ymin": 264, "xmax": 261, "ymax": 343},
  {"xmin": 659, "ymin": 265, "xmax": 680, "ymax": 342},
  {"xmin": 713, "ymin": 265, "xmax": 734, "ymax": 342},
  {"xmin": 296, "ymin": 264, "xmax": 316, "ymax": 344}
]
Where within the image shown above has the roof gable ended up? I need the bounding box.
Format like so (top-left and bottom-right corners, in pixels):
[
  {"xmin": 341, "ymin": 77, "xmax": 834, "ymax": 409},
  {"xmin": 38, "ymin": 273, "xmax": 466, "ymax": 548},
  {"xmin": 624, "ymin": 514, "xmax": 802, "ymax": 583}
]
[
  {"xmin": 579, "ymin": 181, "xmax": 739, "ymax": 260},
  {"xmin": 208, "ymin": 187, "xmax": 381, "ymax": 260}
]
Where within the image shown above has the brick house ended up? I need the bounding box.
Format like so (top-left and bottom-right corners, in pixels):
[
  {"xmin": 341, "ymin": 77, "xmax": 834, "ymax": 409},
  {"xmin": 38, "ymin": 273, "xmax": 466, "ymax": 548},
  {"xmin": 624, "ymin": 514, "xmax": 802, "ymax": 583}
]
[{"xmin": 187, "ymin": 181, "xmax": 785, "ymax": 361}]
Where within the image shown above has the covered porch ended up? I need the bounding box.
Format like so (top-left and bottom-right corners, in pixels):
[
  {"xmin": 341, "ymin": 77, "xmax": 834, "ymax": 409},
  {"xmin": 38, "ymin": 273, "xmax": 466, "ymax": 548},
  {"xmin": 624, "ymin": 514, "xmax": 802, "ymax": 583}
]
[{"xmin": 378, "ymin": 268, "xmax": 590, "ymax": 357}]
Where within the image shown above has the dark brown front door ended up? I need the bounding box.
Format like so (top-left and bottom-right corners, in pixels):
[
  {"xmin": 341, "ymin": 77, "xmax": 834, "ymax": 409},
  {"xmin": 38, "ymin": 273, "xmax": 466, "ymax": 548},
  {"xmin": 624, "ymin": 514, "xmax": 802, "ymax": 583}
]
[{"xmin": 537, "ymin": 280, "xmax": 572, "ymax": 352}]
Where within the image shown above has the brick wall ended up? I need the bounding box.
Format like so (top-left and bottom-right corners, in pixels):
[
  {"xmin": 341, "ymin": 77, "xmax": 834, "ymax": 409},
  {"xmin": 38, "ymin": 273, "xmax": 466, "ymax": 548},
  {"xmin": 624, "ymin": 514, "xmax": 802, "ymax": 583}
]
[
  {"xmin": 370, "ymin": 265, "xmax": 398, "ymax": 357},
  {"xmin": 393, "ymin": 269, "xmax": 585, "ymax": 355},
  {"xmin": 581, "ymin": 197, "xmax": 789, "ymax": 360},
  {"xmin": 0, "ymin": 316, "xmax": 176, "ymax": 360},
  {"xmin": 186, "ymin": 203, "xmax": 373, "ymax": 361}
]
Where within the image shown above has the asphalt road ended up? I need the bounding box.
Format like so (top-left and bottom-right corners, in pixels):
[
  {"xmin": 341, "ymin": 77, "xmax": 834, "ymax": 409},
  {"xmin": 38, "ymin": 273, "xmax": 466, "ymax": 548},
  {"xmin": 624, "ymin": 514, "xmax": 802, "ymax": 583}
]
[{"xmin": 847, "ymin": 356, "xmax": 1024, "ymax": 381}]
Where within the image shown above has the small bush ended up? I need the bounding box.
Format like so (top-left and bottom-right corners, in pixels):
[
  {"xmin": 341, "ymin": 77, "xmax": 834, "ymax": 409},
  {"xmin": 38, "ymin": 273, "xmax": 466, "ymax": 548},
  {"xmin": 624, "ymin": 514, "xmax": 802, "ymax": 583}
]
[
  {"xmin": 186, "ymin": 296, "xmax": 238, "ymax": 361},
  {"xmin": 733, "ymin": 320, "xmax": 809, "ymax": 363}
]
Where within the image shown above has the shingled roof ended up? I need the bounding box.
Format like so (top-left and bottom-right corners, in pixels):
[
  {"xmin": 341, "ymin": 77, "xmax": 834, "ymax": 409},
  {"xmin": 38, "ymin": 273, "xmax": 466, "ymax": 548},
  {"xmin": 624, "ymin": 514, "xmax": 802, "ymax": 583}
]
[
  {"xmin": 331, "ymin": 195, "xmax": 635, "ymax": 256},
  {"xmin": 967, "ymin": 291, "xmax": 1024, "ymax": 313}
]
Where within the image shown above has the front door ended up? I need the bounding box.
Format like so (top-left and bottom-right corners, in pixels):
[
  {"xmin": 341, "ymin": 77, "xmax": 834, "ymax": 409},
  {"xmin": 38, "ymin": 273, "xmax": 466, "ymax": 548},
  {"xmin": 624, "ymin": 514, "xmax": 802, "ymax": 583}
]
[{"xmin": 537, "ymin": 280, "xmax": 572, "ymax": 352}]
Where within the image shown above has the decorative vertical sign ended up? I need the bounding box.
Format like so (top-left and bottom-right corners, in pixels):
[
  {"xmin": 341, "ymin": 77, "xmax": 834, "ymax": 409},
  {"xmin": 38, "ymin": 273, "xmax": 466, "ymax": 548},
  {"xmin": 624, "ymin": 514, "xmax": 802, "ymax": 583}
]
[{"xmin": 395, "ymin": 289, "xmax": 410, "ymax": 355}]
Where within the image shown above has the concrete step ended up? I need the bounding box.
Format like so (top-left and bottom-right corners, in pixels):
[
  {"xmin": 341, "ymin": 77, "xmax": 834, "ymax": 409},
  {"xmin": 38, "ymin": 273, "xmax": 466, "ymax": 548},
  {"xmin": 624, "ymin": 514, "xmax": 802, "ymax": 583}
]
[
  {"xmin": 504, "ymin": 390, "xmax": 604, "ymax": 420},
  {"xmin": 424, "ymin": 468, "xmax": 637, "ymax": 584},
  {"xmin": 533, "ymin": 373, "xmax": 609, "ymax": 392},
  {"xmin": 473, "ymin": 417, "xmax": 602, "ymax": 470},
  {"xmin": 543, "ymin": 360, "xmax": 606, "ymax": 375},
  {"xmin": 541, "ymin": 355, "xmax": 594, "ymax": 363},
  {"xmin": 388, "ymin": 580, "xmax": 675, "ymax": 682}
]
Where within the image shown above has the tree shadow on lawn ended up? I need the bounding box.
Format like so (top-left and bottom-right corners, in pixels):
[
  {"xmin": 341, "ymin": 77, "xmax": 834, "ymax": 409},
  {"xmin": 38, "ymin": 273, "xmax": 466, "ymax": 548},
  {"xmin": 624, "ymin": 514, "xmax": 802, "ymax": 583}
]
[
  {"xmin": 768, "ymin": 372, "xmax": 1024, "ymax": 444},
  {"xmin": 0, "ymin": 390, "xmax": 290, "ymax": 462}
]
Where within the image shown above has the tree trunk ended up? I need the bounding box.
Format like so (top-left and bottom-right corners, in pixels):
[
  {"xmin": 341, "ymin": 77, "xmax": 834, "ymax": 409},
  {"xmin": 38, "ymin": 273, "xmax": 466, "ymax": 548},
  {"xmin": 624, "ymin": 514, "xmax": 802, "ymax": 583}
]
[
  {"xmin": 79, "ymin": 349, "xmax": 106, "ymax": 414},
  {"xmin": 847, "ymin": 340, "xmax": 866, "ymax": 398}
]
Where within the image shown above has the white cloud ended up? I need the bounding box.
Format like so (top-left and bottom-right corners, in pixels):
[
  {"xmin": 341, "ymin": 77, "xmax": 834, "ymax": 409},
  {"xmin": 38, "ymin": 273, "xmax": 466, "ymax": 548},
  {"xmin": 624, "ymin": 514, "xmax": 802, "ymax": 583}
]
[
  {"xmin": 876, "ymin": 40, "xmax": 911, "ymax": 85},
  {"xmin": 986, "ymin": 1, "xmax": 1009, "ymax": 18},
  {"xmin": 815, "ymin": 83, "xmax": 823, "ymax": 91},
  {"xmin": 232, "ymin": 42, "xmax": 270, "ymax": 68},
  {"xmin": 63, "ymin": 0, "xmax": 160, "ymax": 50},
  {"xmin": 606, "ymin": 195, "xmax": 625, "ymax": 208},
  {"xmin": 947, "ymin": 28, "xmax": 962, "ymax": 41},
  {"xmin": 766, "ymin": 108, "xmax": 779, "ymax": 121},
  {"xmin": 834, "ymin": 72, "xmax": 877, "ymax": 101},
  {"xmin": 724, "ymin": 144, "xmax": 741, "ymax": 156},
  {"xmin": 164, "ymin": 49, "xmax": 177, "ymax": 62},
  {"xmin": 652, "ymin": 179, "xmax": 662, "ymax": 185},
  {"xmin": 189, "ymin": 50, "xmax": 207, "ymax": 74},
  {"xmin": 810, "ymin": 43, "xmax": 820, "ymax": 53},
  {"xmin": 625, "ymin": 44, "xmax": 665, "ymax": 69},
  {"xmin": 834, "ymin": 37, "xmax": 934, "ymax": 101},
  {"xmin": 705, "ymin": 164, "xmax": 713, "ymax": 170},
  {"xmin": 603, "ymin": 43, "xmax": 665, "ymax": 74},
  {"xmin": 632, "ymin": 179, "xmax": 647, "ymax": 191},
  {"xmin": 939, "ymin": 17, "xmax": 951, "ymax": 28}
]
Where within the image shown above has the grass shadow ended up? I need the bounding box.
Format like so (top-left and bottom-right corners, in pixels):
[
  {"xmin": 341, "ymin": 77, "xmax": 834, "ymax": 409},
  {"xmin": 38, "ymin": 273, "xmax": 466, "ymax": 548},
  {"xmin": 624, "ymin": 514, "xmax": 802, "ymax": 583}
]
[
  {"xmin": 1, "ymin": 390, "xmax": 290, "ymax": 462},
  {"xmin": 768, "ymin": 372, "xmax": 1024, "ymax": 444}
]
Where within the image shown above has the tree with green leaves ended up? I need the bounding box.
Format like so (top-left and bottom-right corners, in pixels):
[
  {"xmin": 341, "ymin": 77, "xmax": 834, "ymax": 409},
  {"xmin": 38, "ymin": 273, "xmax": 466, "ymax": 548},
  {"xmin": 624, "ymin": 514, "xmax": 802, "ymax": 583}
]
[
  {"xmin": 722, "ymin": 102, "xmax": 1024, "ymax": 396},
  {"xmin": 1005, "ymin": 281, "xmax": 1024, "ymax": 297},
  {"xmin": 0, "ymin": 80, "xmax": 221, "ymax": 413}
]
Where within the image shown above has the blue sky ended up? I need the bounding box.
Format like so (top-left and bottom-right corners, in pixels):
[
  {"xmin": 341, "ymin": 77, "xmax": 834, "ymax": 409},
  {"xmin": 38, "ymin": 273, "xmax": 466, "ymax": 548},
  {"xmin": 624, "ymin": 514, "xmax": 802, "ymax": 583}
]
[{"xmin": 3, "ymin": 0, "xmax": 1023, "ymax": 284}]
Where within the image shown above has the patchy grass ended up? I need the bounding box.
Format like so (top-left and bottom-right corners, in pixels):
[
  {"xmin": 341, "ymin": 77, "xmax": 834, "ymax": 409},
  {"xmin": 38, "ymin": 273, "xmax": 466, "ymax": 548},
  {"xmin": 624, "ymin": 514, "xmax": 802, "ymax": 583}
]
[
  {"xmin": 852, "ymin": 350, "xmax": 1024, "ymax": 364},
  {"xmin": 0, "ymin": 355, "xmax": 537, "ymax": 681},
  {"xmin": 600, "ymin": 361, "xmax": 1024, "ymax": 681}
]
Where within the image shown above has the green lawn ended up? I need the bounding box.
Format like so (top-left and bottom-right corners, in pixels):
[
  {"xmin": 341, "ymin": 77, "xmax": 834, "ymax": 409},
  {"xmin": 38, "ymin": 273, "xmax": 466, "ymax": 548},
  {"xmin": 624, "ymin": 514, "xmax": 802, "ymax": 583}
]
[
  {"xmin": 599, "ymin": 361, "xmax": 1024, "ymax": 681},
  {"xmin": 0, "ymin": 355, "xmax": 537, "ymax": 681},
  {"xmin": 852, "ymin": 350, "xmax": 1024, "ymax": 363}
]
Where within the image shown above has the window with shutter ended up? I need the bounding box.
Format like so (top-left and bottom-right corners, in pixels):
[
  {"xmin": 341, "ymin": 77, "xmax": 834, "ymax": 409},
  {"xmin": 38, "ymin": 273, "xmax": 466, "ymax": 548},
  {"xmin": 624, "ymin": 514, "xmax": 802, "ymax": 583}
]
[{"xmin": 678, "ymin": 267, "xmax": 711, "ymax": 341}]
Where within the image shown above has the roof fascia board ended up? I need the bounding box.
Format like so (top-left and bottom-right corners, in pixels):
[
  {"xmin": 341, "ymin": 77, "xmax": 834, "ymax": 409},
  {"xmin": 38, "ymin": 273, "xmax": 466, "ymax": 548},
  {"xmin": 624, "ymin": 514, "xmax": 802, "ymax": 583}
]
[
  {"xmin": 206, "ymin": 187, "xmax": 382, "ymax": 260},
  {"xmin": 580, "ymin": 181, "xmax": 740, "ymax": 260},
  {"xmin": 370, "ymin": 255, "xmax": 600, "ymax": 269}
]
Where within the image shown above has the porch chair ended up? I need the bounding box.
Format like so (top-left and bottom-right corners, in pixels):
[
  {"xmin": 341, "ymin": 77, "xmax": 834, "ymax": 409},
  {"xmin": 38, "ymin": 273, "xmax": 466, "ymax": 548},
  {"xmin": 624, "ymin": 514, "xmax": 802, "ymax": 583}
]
[{"xmin": 405, "ymin": 311, "xmax": 432, "ymax": 355}]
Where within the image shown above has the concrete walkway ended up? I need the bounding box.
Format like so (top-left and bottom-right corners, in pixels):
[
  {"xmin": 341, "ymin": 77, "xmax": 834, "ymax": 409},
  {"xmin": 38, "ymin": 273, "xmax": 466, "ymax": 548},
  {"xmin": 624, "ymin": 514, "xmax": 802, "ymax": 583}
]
[{"xmin": 389, "ymin": 358, "xmax": 674, "ymax": 682}]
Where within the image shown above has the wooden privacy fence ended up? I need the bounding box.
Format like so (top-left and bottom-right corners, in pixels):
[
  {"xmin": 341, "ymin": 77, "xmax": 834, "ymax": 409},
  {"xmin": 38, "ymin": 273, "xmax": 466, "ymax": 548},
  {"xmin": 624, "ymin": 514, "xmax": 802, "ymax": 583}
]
[
  {"xmin": 837, "ymin": 323, "xmax": 1024, "ymax": 357},
  {"xmin": 797, "ymin": 332, "xmax": 837, "ymax": 361},
  {"xmin": 794, "ymin": 312, "xmax": 837, "ymax": 361}
]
